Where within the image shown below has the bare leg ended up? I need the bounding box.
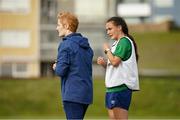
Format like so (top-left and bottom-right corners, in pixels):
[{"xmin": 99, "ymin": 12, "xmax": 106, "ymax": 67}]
[
  {"xmin": 108, "ymin": 107, "xmax": 128, "ymax": 120},
  {"xmin": 108, "ymin": 109, "xmax": 115, "ymax": 120}
]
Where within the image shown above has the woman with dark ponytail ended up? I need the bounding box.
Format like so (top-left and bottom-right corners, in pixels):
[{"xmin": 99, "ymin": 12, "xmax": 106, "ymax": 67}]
[{"xmin": 97, "ymin": 17, "xmax": 140, "ymax": 119}]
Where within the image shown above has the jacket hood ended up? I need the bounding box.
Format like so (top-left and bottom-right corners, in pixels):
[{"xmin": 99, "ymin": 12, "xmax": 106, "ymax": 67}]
[{"xmin": 64, "ymin": 33, "xmax": 90, "ymax": 49}]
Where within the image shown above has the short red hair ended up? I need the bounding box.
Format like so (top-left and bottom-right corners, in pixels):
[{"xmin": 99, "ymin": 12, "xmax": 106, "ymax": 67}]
[{"xmin": 57, "ymin": 12, "xmax": 79, "ymax": 32}]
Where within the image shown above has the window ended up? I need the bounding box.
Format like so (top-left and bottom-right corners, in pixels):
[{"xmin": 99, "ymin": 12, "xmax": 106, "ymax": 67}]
[
  {"xmin": 41, "ymin": 0, "xmax": 58, "ymax": 24},
  {"xmin": 1, "ymin": 63, "xmax": 12, "ymax": 77},
  {"xmin": 13, "ymin": 63, "xmax": 28, "ymax": 77},
  {"xmin": 0, "ymin": 63, "xmax": 28, "ymax": 78},
  {"xmin": 0, "ymin": 0, "xmax": 30, "ymax": 13},
  {"xmin": 75, "ymin": 0, "xmax": 106, "ymax": 22},
  {"xmin": 0, "ymin": 30, "xmax": 30, "ymax": 48},
  {"xmin": 16, "ymin": 64, "xmax": 27, "ymax": 72},
  {"xmin": 41, "ymin": 30, "xmax": 59, "ymax": 44}
]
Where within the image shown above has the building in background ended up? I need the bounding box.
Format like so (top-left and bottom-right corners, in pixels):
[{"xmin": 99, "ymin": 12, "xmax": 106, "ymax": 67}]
[
  {"xmin": 0, "ymin": 0, "xmax": 40, "ymax": 78},
  {"xmin": 0, "ymin": 0, "xmax": 180, "ymax": 78},
  {"xmin": 116, "ymin": 0, "xmax": 180, "ymax": 26},
  {"xmin": 40, "ymin": 0, "xmax": 110, "ymax": 77}
]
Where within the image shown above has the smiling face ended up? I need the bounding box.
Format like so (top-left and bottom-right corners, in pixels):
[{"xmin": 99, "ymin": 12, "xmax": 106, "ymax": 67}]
[{"xmin": 105, "ymin": 21, "xmax": 121, "ymax": 40}]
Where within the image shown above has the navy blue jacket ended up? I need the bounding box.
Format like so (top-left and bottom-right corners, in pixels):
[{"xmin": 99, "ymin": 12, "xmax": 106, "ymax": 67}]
[{"xmin": 55, "ymin": 33, "xmax": 93, "ymax": 104}]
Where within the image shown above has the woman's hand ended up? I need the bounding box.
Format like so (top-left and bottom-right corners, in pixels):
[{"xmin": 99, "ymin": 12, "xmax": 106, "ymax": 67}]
[{"xmin": 97, "ymin": 56, "xmax": 107, "ymax": 68}]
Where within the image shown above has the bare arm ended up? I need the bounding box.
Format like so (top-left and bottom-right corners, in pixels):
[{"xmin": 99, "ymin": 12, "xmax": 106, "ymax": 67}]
[{"xmin": 103, "ymin": 43, "xmax": 121, "ymax": 67}]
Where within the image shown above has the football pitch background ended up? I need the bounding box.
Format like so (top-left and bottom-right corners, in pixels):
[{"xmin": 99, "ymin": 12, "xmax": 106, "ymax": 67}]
[
  {"xmin": 134, "ymin": 30, "xmax": 180, "ymax": 74},
  {"xmin": 0, "ymin": 31, "xmax": 180, "ymax": 119},
  {"xmin": 0, "ymin": 77, "xmax": 180, "ymax": 119}
]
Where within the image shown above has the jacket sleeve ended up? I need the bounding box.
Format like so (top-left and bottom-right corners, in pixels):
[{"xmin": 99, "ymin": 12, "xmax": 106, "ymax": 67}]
[{"xmin": 55, "ymin": 42, "xmax": 70, "ymax": 77}]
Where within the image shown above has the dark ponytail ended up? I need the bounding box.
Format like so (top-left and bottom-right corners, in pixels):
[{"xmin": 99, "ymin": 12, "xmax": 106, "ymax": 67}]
[
  {"xmin": 107, "ymin": 17, "xmax": 139, "ymax": 62},
  {"xmin": 127, "ymin": 34, "xmax": 139, "ymax": 62}
]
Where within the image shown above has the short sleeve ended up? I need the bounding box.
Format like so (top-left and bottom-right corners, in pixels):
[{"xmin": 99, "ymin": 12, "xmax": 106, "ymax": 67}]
[{"xmin": 113, "ymin": 37, "xmax": 132, "ymax": 61}]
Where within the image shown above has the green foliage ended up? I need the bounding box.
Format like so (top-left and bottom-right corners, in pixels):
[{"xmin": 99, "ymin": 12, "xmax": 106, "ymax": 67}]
[{"xmin": 0, "ymin": 77, "xmax": 180, "ymax": 119}]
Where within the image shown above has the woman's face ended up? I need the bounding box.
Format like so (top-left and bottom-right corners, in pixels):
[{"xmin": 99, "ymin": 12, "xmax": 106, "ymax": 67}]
[
  {"xmin": 105, "ymin": 21, "xmax": 121, "ymax": 40},
  {"xmin": 56, "ymin": 19, "xmax": 67, "ymax": 37}
]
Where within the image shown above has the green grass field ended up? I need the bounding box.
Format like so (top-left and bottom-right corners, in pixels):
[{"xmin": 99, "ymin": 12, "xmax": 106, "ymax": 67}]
[
  {"xmin": 0, "ymin": 77, "xmax": 180, "ymax": 119},
  {"xmin": 133, "ymin": 31, "xmax": 180, "ymax": 73}
]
